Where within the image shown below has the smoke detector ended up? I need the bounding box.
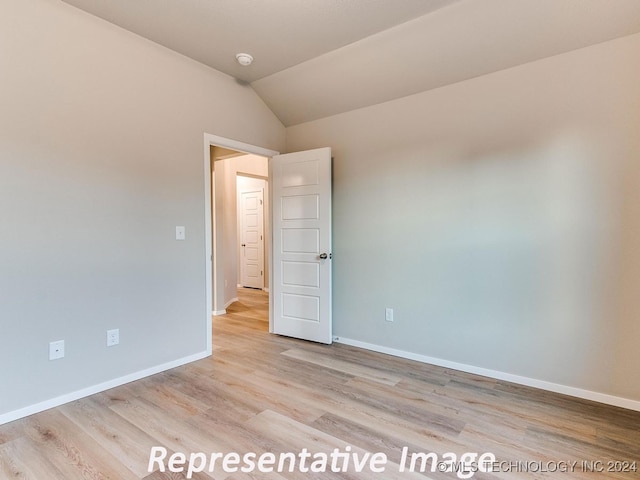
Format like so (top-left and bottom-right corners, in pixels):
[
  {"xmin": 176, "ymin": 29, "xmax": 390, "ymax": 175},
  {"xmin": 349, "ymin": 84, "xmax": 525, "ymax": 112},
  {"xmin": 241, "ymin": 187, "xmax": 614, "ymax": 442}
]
[{"xmin": 235, "ymin": 53, "xmax": 253, "ymax": 66}]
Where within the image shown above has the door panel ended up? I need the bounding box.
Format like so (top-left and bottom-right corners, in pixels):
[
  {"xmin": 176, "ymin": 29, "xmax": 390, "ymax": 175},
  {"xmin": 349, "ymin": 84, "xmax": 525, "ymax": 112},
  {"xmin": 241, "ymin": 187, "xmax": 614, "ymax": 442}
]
[
  {"xmin": 282, "ymin": 262, "xmax": 319, "ymax": 287},
  {"xmin": 282, "ymin": 228, "xmax": 319, "ymax": 253},
  {"xmin": 272, "ymin": 147, "xmax": 332, "ymax": 344},
  {"xmin": 282, "ymin": 195, "xmax": 319, "ymax": 220},
  {"xmin": 281, "ymin": 161, "xmax": 319, "ymax": 187},
  {"xmin": 282, "ymin": 294, "xmax": 320, "ymax": 322}
]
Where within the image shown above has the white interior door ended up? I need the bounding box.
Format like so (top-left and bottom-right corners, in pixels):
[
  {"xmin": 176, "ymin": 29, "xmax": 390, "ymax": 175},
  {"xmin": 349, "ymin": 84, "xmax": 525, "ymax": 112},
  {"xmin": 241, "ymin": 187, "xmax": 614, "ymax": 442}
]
[
  {"xmin": 272, "ymin": 147, "xmax": 332, "ymax": 344},
  {"xmin": 240, "ymin": 189, "xmax": 264, "ymax": 289}
]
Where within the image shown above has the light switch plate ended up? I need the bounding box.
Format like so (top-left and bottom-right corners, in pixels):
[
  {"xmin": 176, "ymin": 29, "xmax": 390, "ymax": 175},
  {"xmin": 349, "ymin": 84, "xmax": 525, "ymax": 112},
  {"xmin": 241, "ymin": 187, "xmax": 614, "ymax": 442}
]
[
  {"xmin": 49, "ymin": 340, "xmax": 65, "ymax": 360},
  {"xmin": 107, "ymin": 328, "xmax": 119, "ymax": 347},
  {"xmin": 176, "ymin": 226, "xmax": 185, "ymax": 240}
]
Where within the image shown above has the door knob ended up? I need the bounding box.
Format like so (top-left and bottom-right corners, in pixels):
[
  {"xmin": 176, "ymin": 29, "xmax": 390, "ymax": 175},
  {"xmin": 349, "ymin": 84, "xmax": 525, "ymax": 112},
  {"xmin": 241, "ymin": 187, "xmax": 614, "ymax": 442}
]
[
  {"xmin": 241, "ymin": 244, "xmax": 246, "ymax": 247},
  {"xmin": 319, "ymin": 253, "xmax": 331, "ymax": 260}
]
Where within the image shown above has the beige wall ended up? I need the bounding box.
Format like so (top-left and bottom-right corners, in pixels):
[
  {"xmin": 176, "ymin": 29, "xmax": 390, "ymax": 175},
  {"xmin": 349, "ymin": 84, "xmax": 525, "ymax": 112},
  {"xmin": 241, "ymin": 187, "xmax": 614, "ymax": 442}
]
[
  {"xmin": 287, "ymin": 33, "xmax": 640, "ymax": 401},
  {"xmin": 0, "ymin": 0, "xmax": 284, "ymax": 420}
]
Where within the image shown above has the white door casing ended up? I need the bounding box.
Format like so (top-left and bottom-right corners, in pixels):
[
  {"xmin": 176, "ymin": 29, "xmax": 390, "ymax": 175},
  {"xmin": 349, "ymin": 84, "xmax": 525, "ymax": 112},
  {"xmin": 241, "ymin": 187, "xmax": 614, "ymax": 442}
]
[
  {"xmin": 272, "ymin": 147, "xmax": 332, "ymax": 344},
  {"xmin": 240, "ymin": 189, "xmax": 264, "ymax": 289}
]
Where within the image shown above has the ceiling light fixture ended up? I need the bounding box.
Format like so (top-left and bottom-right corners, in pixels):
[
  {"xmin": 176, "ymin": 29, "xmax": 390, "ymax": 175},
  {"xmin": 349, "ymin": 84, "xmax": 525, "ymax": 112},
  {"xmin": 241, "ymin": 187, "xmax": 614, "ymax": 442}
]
[{"xmin": 235, "ymin": 53, "xmax": 253, "ymax": 66}]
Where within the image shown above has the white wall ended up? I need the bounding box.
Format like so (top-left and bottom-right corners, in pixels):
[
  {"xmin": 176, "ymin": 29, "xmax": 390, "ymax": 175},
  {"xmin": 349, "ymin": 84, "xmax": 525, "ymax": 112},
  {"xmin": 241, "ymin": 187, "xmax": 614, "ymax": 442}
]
[
  {"xmin": 0, "ymin": 0, "xmax": 284, "ymax": 422},
  {"xmin": 287, "ymin": 33, "xmax": 640, "ymax": 403}
]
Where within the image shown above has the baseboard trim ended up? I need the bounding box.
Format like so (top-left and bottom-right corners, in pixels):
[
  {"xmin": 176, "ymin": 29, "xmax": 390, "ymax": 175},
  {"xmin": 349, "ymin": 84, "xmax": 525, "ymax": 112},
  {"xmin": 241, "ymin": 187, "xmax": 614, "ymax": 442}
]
[
  {"xmin": 263, "ymin": 288, "xmax": 270, "ymax": 293},
  {"xmin": 212, "ymin": 309, "xmax": 226, "ymax": 316},
  {"xmin": 224, "ymin": 297, "xmax": 238, "ymax": 309},
  {"xmin": 334, "ymin": 337, "xmax": 640, "ymax": 412},
  {"xmin": 0, "ymin": 350, "xmax": 210, "ymax": 426}
]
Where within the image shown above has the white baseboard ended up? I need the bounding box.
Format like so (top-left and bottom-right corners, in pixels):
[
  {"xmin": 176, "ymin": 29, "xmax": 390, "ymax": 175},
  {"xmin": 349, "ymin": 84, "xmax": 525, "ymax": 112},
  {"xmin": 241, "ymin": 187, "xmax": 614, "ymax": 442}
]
[
  {"xmin": 224, "ymin": 297, "xmax": 238, "ymax": 309},
  {"xmin": 263, "ymin": 288, "xmax": 270, "ymax": 293},
  {"xmin": 212, "ymin": 309, "xmax": 226, "ymax": 316},
  {"xmin": 0, "ymin": 350, "xmax": 210, "ymax": 426},
  {"xmin": 334, "ymin": 337, "xmax": 640, "ymax": 412}
]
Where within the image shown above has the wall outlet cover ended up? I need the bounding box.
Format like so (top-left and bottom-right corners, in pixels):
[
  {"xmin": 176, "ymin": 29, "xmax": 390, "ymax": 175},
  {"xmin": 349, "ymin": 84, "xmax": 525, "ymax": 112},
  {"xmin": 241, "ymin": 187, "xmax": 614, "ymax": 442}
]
[
  {"xmin": 107, "ymin": 328, "xmax": 120, "ymax": 347},
  {"xmin": 49, "ymin": 340, "xmax": 65, "ymax": 360}
]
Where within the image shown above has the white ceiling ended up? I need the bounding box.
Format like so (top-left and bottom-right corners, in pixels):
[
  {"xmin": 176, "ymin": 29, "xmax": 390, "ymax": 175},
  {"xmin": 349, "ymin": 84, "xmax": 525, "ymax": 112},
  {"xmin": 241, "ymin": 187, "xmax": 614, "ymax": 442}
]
[{"xmin": 62, "ymin": 0, "xmax": 640, "ymax": 126}]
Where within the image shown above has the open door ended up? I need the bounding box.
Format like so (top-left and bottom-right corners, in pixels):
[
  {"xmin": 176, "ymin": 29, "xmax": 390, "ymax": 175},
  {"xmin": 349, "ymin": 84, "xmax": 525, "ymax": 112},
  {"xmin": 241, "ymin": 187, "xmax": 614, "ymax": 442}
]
[{"xmin": 272, "ymin": 147, "xmax": 332, "ymax": 344}]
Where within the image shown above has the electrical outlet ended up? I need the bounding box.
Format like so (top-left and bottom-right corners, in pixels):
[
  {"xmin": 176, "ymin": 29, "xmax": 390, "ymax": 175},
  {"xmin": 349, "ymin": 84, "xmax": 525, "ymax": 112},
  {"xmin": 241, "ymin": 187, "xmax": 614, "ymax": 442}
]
[
  {"xmin": 385, "ymin": 307, "xmax": 394, "ymax": 322},
  {"xmin": 49, "ymin": 340, "xmax": 65, "ymax": 360},
  {"xmin": 107, "ymin": 328, "xmax": 119, "ymax": 347}
]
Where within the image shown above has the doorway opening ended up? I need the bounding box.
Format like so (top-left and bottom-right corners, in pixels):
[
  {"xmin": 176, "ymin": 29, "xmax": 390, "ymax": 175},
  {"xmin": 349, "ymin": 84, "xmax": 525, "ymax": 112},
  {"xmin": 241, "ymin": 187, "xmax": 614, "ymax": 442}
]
[
  {"xmin": 203, "ymin": 134, "xmax": 278, "ymax": 354},
  {"xmin": 211, "ymin": 147, "xmax": 269, "ymax": 309},
  {"xmin": 204, "ymin": 134, "xmax": 333, "ymax": 350}
]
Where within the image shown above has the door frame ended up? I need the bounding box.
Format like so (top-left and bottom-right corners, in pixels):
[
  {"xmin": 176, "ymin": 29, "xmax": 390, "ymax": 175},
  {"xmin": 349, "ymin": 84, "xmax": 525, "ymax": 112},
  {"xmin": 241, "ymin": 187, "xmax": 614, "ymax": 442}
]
[{"xmin": 203, "ymin": 133, "xmax": 279, "ymax": 354}]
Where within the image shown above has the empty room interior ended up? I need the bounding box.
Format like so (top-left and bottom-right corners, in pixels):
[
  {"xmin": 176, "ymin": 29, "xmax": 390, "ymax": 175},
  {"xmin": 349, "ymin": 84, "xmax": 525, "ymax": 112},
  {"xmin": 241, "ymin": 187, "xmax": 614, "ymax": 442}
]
[{"xmin": 1, "ymin": 0, "xmax": 640, "ymax": 478}]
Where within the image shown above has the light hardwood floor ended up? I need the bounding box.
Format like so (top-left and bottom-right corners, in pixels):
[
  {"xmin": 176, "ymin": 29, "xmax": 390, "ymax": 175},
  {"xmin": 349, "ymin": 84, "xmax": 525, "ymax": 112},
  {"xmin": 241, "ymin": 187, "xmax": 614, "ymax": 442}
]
[{"xmin": 1, "ymin": 288, "xmax": 639, "ymax": 479}]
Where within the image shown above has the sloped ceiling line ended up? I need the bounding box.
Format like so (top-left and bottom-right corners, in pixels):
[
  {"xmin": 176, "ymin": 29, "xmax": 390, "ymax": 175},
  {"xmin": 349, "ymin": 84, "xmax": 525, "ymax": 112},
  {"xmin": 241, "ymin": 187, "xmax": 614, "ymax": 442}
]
[{"xmin": 62, "ymin": 0, "xmax": 640, "ymax": 126}]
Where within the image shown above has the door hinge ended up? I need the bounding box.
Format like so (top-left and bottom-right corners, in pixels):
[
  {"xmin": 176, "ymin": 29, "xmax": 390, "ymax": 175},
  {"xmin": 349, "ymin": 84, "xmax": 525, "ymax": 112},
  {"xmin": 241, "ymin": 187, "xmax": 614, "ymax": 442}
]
[
  {"xmin": 261, "ymin": 271, "xmax": 263, "ymax": 276},
  {"xmin": 260, "ymin": 199, "xmax": 263, "ymax": 205}
]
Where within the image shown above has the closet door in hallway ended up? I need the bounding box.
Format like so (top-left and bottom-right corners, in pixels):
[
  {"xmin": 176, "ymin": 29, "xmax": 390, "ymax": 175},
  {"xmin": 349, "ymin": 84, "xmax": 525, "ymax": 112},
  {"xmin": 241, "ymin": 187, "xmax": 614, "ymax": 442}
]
[{"xmin": 239, "ymin": 187, "xmax": 264, "ymax": 289}]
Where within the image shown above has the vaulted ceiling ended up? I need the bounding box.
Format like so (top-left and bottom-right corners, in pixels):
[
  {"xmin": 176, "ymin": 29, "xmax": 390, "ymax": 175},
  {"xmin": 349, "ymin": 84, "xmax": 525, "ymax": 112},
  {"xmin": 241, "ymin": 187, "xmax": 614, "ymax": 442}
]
[{"xmin": 62, "ymin": 0, "xmax": 640, "ymax": 126}]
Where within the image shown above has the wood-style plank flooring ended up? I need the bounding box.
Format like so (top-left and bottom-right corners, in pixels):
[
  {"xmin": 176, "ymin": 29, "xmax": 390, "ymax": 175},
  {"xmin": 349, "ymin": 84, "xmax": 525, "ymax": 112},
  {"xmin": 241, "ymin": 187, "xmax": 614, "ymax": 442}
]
[{"xmin": 1, "ymin": 288, "xmax": 639, "ymax": 479}]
